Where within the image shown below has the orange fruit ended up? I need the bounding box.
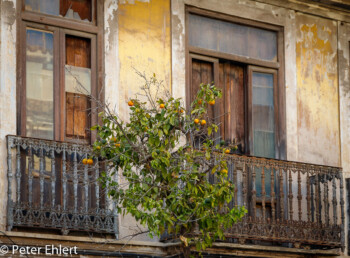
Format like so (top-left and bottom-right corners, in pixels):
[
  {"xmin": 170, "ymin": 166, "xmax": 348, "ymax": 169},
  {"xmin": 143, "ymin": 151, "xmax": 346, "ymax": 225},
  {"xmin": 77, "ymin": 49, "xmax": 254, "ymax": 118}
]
[
  {"xmin": 194, "ymin": 118, "xmax": 200, "ymax": 124},
  {"xmin": 221, "ymin": 169, "xmax": 228, "ymax": 174},
  {"xmin": 87, "ymin": 159, "xmax": 93, "ymax": 165},
  {"xmin": 115, "ymin": 143, "xmax": 121, "ymax": 147},
  {"xmin": 160, "ymin": 103, "xmax": 165, "ymax": 109},
  {"xmin": 224, "ymin": 149, "xmax": 230, "ymax": 154},
  {"xmin": 128, "ymin": 100, "xmax": 134, "ymax": 107},
  {"xmin": 200, "ymin": 120, "xmax": 206, "ymax": 126},
  {"xmin": 82, "ymin": 158, "xmax": 88, "ymax": 165},
  {"xmin": 96, "ymin": 146, "xmax": 101, "ymax": 150},
  {"xmin": 111, "ymin": 137, "xmax": 116, "ymax": 142},
  {"xmin": 198, "ymin": 99, "xmax": 202, "ymax": 105},
  {"xmin": 209, "ymin": 100, "xmax": 215, "ymax": 105}
]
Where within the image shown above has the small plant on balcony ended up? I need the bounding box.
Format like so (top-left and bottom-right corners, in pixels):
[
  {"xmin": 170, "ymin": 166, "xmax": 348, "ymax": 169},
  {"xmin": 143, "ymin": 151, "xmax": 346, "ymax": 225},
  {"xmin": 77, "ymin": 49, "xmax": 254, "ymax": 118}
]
[{"xmin": 91, "ymin": 73, "xmax": 247, "ymax": 257}]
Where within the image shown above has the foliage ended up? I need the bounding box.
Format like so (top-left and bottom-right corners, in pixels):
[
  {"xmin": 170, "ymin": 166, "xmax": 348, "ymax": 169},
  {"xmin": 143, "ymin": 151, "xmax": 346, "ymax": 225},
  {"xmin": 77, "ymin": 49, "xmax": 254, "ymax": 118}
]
[{"xmin": 91, "ymin": 73, "xmax": 246, "ymax": 256}]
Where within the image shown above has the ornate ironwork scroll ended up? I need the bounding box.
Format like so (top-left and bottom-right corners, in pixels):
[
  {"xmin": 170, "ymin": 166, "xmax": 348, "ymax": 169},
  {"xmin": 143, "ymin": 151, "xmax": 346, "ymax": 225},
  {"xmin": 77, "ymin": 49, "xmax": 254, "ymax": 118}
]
[
  {"xmin": 6, "ymin": 135, "xmax": 117, "ymax": 235},
  {"xmin": 222, "ymin": 153, "xmax": 343, "ymax": 249}
]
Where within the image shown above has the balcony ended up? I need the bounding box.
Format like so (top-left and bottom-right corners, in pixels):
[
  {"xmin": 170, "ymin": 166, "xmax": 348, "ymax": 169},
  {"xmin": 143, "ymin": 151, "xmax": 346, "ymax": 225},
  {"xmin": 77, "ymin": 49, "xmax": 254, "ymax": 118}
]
[
  {"xmin": 6, "ymin": 135, "xmax": 344, "ymax": 250},
  {"xmin": 163, "ymin": 153, "xmax": 345, "ymax": 250},
  {"xmin": 6, "ymin": 135, "xmax": 117, "ymax": 235},
  {"xmin": 216, "ymin": 154, "xmax": 344, "ymax": 249}
]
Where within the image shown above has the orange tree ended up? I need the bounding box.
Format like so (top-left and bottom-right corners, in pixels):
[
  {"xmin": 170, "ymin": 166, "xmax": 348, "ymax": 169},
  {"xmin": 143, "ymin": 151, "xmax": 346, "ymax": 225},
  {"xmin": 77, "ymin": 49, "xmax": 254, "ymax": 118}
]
[{"xmin": 91, "ymin": 74, "xmax": 246, "ymax": 256}]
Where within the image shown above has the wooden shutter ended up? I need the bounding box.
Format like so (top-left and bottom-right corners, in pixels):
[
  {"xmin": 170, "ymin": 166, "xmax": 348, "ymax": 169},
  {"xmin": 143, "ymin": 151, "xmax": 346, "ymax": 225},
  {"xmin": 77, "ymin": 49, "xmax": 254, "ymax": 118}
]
[
  {"xmin": 65, "ymin": 35, "xmax": 91, "ymax": 140},
  {"xmin": 219, "ymin": 62, "xmax": 245, "ymax": 150},
  {"xmin": 66, "ymin": 92, "xmax": 90, "ymax": 138},
  {"xmin": 189, "ymin": 56, "xmax": 245, "ymax": 151},
  {"xmin": 191, "ymin": 59, "xmax": 214, "ymax": 101}
]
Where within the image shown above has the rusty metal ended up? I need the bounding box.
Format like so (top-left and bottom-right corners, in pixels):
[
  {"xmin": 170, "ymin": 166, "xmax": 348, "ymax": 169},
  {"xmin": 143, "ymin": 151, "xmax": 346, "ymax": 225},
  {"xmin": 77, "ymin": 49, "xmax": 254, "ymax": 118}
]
[
  {"xmin": 6, "ymin": 135, "xmax": 344, "ymax": 248},
  {"xmin": 6, "ymin": 135, "xmax": 117, "ymax": 235},
  {"xmin": 221, "ymin": 153, "xmax": 343, "ymax": 249}
]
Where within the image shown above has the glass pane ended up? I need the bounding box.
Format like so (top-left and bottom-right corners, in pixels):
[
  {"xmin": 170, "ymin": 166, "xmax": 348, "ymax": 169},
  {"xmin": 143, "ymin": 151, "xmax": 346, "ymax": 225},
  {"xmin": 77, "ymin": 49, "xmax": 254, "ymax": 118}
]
[
  {"xmin": 252, "ymin": 72, "xmax": 275, "ymax": 158},
  {"xmin": 65, "ymin": 65, "xmax": 91, "ymax": 94},
  {"xmin": 252, "ymin": 72, "xmax": 275, "ymax": 197},
  {"xmin": 25, "ymin": 0, "xmax": 59, "ymax": 16},
  {"xmin": 26, "ymin": 28, "xmax": 54, "ymax": 140},
  {"xmin": 189, "ymin": 14, "xmax": 277, "ymax": 62},
  {"xmin": 25, "ymin": 0, "xmax": 93, "ymax": 22}
]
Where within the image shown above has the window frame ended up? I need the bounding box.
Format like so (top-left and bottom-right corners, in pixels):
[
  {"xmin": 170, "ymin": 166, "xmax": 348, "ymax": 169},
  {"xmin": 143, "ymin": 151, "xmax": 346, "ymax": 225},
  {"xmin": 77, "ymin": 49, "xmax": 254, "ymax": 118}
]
[
  {"xmin": 185, "ymin": 6, "xmax": 286, "ymax": 160},
  {"xmin": 247, "ymin": 65, "xmax": 279, "ymax": 158},
  {"xmin": 21, "ymin": 0, "xmax": 98, "ymax": 28},
  {"xmin": 17, "ymin": 0, "xmax": 104, "ymax": 144}
]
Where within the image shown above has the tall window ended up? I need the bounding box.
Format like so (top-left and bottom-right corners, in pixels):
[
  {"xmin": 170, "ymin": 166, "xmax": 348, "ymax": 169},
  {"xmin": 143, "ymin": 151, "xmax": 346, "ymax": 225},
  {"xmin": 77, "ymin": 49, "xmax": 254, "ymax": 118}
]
[
  {"xmin": 186, "ymin": 8, "xmax": 285, "ymax": 160},
  {"xmin": 18, "ymin": 0, "xmax": 101, "ymax": 144}
]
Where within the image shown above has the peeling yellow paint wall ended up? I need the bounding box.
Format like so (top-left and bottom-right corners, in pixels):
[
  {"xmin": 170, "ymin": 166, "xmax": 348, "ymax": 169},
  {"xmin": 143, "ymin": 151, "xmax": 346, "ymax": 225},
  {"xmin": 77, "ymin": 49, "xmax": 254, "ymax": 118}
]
[
  {"xmin": 118, "ymin": 0, "xmax": 171, "ymax": 119},
  {"xmin": 296, "ymin": 13, "xmax": 340, "ymax": 166}
]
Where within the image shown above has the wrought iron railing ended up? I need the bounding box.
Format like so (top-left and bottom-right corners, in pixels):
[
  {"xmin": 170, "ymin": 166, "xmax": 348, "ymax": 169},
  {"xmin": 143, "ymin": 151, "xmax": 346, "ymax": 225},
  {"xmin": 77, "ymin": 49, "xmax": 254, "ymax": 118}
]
[
  {"xmin": 6, "ymin": 135, "xmax": 344, "ymax": 249},
  {"xmin": 222, "ymin": 154, "xmax": 344, "ymax": 249},
  {"xmin": 6, "ymin": 135, "xmax": 118, "ymax": 236},
  {"xmin": 161, "ymin": 154, "xmax": 344, "ymax": 249}
]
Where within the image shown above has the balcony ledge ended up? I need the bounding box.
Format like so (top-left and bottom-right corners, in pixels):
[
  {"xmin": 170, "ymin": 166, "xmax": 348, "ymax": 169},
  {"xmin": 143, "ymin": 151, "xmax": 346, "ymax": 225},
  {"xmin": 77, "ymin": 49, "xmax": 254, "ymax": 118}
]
[{"xmin": 0, "ymin": 231, "xmax": 342, "ymax": 257}]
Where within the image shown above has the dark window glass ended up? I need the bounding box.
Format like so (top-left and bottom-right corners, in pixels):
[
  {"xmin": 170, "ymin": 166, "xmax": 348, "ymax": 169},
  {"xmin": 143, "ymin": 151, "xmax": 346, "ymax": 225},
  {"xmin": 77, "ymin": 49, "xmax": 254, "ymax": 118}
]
[{"xmin": 189, "ymin": 14, "xmax": 277, "ymax": 62}]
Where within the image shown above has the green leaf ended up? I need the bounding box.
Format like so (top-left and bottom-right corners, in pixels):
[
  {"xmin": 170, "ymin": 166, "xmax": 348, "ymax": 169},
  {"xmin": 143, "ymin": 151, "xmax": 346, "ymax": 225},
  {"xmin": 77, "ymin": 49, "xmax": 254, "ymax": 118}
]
[
  {"xmin": 205, "ymin": 151, "xmax": 210, "ymax": 160},
  {"xmin": 208, "ymin": 126, "xmax": 212, "ymax": 136}
]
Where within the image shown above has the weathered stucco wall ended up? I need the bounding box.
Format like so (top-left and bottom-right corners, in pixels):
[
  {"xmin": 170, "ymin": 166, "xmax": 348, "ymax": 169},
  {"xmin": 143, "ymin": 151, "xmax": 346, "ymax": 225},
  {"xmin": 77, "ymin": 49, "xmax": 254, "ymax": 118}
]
[
  {"xmin": 114, "ymin": 0, "xmax": 171, "ymax": 240},
  {"xmin": 296, "ymin": 13, "xmax": 340, "ymax": 167},
  {"xmin": 337, "ymin": 21, "xmax": 350, "ymax": 255},
  {"xmin": 0, "ymin": 0, "xmax": 17, "ymax": 231},
  {"xmin": 104, "ymin": 0, "xmax": 119, "ymax": 113},
  {"xmin": 338, "ymin": 21, "xmax": 350, "ymax": 177},
  {"xmin": 117, "ymin": 0, "xmax": 171, "ymax": 121}
]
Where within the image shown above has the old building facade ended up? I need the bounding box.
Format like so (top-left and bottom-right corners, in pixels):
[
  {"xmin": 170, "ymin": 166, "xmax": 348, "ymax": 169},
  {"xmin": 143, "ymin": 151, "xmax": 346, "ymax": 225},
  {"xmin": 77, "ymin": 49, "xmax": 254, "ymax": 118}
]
[{"xmin": 0, "ymin": 0, "xmax": 349, "ymax": 257}]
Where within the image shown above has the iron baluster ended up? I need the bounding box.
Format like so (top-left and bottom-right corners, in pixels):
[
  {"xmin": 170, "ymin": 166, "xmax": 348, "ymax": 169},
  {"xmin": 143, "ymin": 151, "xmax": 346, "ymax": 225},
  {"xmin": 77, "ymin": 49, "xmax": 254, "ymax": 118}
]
[
  {"xmin": 28, "ymin": 146, "xmax": 33, "ymax": 207},
  {"xmin": 271, "ymin": 167, "xmax": 275, "ymax": 222},
  {"xmin": 233, "ymin": 160, "xmax": 238, "ymax": 206},
  {"xmin": 261, "ymin": 166, "xmax": 266, "ymax": 221},
  {"xmin": 279, "ymin": 168, "xmax": 284, "ymax": 221},
  {"xmin": 15, "ymin": 144, "xmax": 21, "ymax": 204},
  {"xmin": 315, "ymin": 171, "xmax": 320, "ymax": 224},
  {"xmin": 73, "ymin": 149, "xmax": 78, "ymax": 214},
  {"xmin": 242, "ymin": 163, "xmax": 247, "ymax": 208},
  {"xmin": 252, "ymin": 165, "xmax": 256, "ymax": 220},
  {"xmin": 332, "ymin": 175, "xmax": 337, "ymax": 225},
  {"xmin": 95, "ymin": 157, "xmax": 100, "ymax": 209},
  {"xmin": 323, "ymin": 173, "xmax": 329, "ymax": 226},
  {"xmin": 288, "ymin": 169, "xmax": 293, "ymax": 220},
  {"xmin": 7, "ymin": 137, "xmax": 14, "ymax": 231},
  {"xmin": 297, "ymin": 169, "xmax": 302, "ymax": 221},
  {"xmin": 39, "ymin": 147, "xmax": 45, "ymax": 210},
  {"xmin": 84, "ymin": 154, "xmax": 89, "ymax": 213},
  {"xmin": 51, "ymin": 149, "xmax": 56, "ymax": 208},
  {"xmin": 307, "ymin": 170, "xmax": 311, "ymax": 222},
  {"xmin": 340, "ymin": 172, "xmax": 345, "ymax": 250},
  {"xmin": 62, "ymin": 148, "xmax": 67, "ymax": 212}
]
